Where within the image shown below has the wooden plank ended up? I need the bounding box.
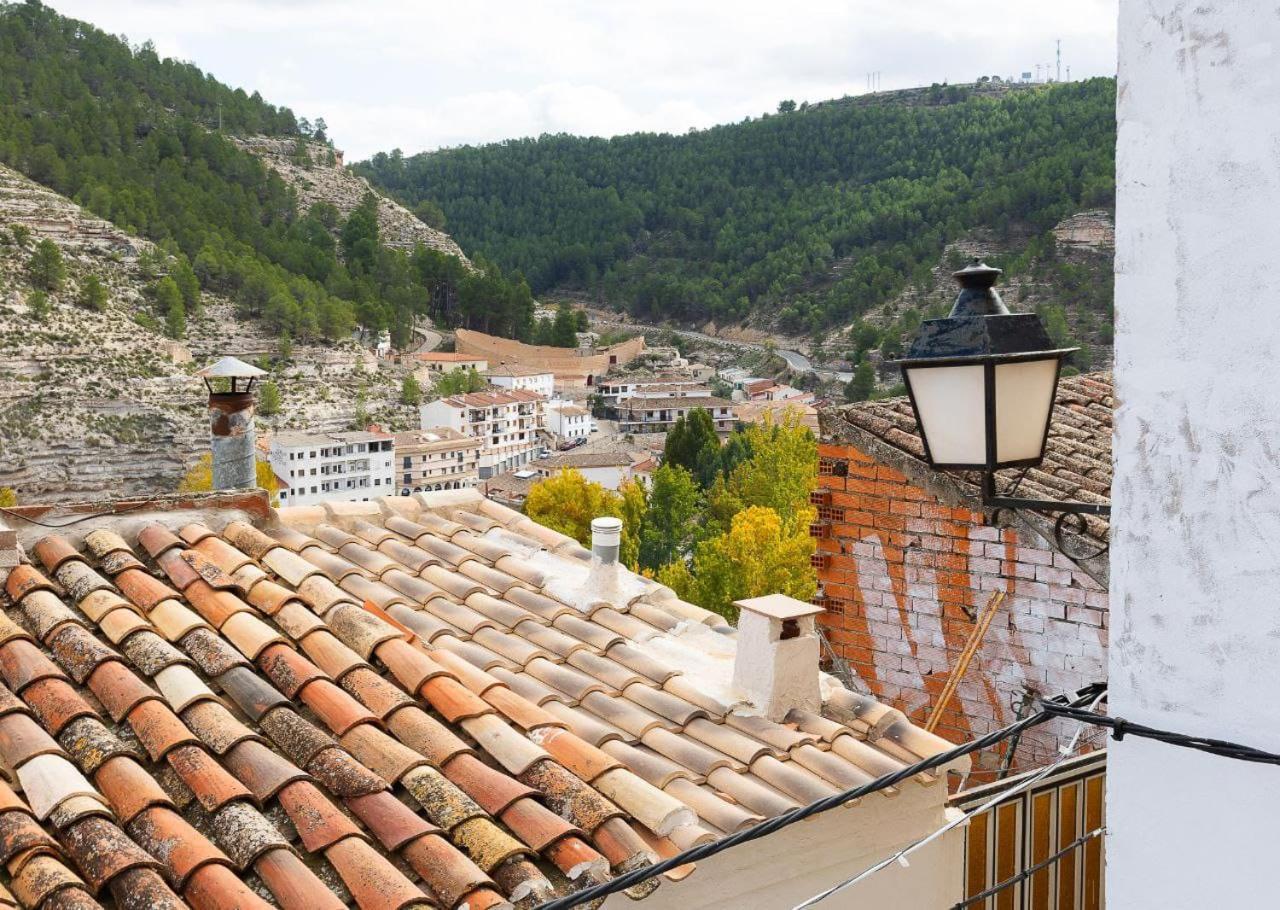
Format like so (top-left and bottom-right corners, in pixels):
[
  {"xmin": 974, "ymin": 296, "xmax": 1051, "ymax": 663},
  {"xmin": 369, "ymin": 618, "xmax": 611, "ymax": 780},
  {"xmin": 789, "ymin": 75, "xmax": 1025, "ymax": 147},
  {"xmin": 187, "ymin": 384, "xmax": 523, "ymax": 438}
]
[
  {"xmin": 996, "ymin": 801, "xmax": 1020, "ymax": 910},
  {"xmin": 925, "ymin": 591, "xmax": 1005, "ymax": 732},
  {"xmin": 1083, "ymin": 776, "xmax": 1105, "ymax": 910},
  {"xmin": 1057, "ymin": 783, "xmax": 1081, "ymax": 910},
  {"xmin": 1030, "ymin": 790, "xmax": 1055, "ymax": 910},
  {"xmin": 967, "ymin": 809, "xmax": 991, "ymax": 903}
]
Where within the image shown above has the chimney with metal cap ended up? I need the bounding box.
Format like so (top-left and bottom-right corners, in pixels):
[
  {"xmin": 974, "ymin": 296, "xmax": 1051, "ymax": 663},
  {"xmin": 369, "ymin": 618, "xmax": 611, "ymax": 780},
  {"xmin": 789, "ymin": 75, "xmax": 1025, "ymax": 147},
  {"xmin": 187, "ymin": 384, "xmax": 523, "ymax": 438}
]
[
  {"xmin": 196, "ymin": 356, "xmax": 266, "ymax": 491},
  {"xmin": 591, "ymin": 516, "xmax": 622, "ymax": 565},
  {"xmin": 731, "ymin": 594, "xmax": 826, "ymax": 721}
]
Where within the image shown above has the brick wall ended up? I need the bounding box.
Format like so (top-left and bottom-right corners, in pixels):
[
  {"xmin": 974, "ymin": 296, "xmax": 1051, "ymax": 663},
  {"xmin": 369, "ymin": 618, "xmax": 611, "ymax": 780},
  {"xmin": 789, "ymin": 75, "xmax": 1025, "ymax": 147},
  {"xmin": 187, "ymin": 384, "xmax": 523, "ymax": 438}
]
[{"xmin": 814, "ymin": 441, "xmax": 1107, "ymax": 778}]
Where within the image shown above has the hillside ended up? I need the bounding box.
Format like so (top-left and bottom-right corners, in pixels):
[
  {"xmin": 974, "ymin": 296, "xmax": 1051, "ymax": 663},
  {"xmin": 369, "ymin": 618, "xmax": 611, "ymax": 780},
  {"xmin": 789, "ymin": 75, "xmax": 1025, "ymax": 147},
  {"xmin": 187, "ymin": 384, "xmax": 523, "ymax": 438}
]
[
  {"xmin": 0, "ymin": 162, "xmax": 420, "ymax": 501},
  {"xmin": 360, "ymin": 79, "xmax": 1116, "ymax": 349},
  {"xmin": 0, "ymin": 1, "xmax": 534, "ymax": 349}
]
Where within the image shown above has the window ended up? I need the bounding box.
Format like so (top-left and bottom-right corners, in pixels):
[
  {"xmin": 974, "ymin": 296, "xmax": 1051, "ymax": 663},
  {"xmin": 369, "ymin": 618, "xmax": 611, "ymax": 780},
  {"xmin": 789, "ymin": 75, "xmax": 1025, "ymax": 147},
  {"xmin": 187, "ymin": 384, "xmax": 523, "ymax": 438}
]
[
  {"xmin": 310, "ymin": 486, "xmax": 317, "ymax": 494},
  {"xmin": 310, "ymin": 451, "xmax": 317, "ymax": 458},
  {"xmin": 404, "ymin": 473, "xmax": 411, "ymax": 485},
  {"xmin": 403, "ymin": 456, "xmax": 411, "ymax": 468}
]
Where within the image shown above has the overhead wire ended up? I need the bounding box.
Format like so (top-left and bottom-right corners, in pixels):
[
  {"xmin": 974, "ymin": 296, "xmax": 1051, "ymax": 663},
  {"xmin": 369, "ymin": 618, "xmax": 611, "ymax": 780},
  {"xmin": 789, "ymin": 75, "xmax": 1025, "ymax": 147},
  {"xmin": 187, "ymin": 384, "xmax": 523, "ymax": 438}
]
[{"xmin": 787, "ymin": 690, "xmax": 1108, "ymax": 909}]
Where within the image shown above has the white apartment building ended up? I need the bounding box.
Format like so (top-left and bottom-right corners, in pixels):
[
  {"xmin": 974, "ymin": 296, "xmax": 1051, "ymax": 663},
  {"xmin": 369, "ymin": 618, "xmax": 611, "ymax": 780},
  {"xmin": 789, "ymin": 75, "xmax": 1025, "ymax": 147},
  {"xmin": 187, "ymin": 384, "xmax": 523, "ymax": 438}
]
[
  {"xmin": 414, "ymin": 352, "xmax": 489, "ymax": 375},
  {"xmin": 485, "ymin": 363, "xmax": 555, "ymax": 398},
  {"xmin": 529, "ymin": 452, "xmax": 635, "ymax": 491},
  {"xmin": 597, "ymin": 375, "xmax": 711, "ymax": 408},
  {"xmin": 617, "ymin": 396, "xmax": 738, "ymax": 435},
  {"xmin": 545, "ymin": 400, "xmax": 591, "ymax": 446},
  {"xmin": 419, "ymin": 389, "xmax": 547, "ymax": 479},
  {"xmin": 393, "ymin": 428, "xmax": 482, "ymax": 494},
  {"xmin": 271, "ymin": 430, "xmax": 395, "ymax": 507}
]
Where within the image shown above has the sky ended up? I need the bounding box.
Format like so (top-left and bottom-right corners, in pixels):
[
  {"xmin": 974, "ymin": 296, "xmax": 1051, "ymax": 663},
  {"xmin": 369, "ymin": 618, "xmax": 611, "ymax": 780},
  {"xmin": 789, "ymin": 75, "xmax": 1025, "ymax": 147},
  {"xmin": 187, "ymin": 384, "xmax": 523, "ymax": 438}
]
[{"xmin": 52, "ymin": 1, "xmax": 1117, "ymax": 161}]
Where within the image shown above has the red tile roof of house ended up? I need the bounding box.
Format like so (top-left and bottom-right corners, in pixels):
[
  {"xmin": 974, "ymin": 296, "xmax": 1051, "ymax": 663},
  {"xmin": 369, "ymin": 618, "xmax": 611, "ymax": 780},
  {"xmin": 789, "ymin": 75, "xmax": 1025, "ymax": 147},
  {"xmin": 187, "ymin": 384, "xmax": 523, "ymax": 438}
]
[{"xmin": 0, "ymin": 490, "xmax": 961, "ymax": 907}]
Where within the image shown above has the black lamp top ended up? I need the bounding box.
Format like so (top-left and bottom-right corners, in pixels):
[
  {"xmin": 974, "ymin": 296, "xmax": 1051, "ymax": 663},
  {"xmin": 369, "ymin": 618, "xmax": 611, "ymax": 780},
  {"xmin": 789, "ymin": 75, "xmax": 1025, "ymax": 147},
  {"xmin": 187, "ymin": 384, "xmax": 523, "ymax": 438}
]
[{"xmin": 950, "ymin": 258, "xmax": 1010, "ymax": 317}]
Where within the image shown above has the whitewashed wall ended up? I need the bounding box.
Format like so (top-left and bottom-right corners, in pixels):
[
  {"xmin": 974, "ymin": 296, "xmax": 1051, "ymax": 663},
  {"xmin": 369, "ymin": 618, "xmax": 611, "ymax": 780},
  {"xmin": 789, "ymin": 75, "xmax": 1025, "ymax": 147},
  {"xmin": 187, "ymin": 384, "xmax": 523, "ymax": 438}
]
[{"xmin": 1113, "ymin": 3, "xmax": 1280, "ymax": 907}]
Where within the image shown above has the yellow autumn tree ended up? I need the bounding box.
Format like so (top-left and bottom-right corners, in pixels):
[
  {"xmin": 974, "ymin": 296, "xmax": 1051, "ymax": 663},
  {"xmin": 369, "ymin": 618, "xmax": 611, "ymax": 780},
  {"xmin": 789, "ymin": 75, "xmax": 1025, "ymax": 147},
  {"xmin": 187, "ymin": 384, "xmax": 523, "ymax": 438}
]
[
  {"xmin": 524, "ymin": 469, "xmax": 621, "ymax": 546},
  {"xmin": 0, "ymin": 488, "xmax": 16, "ymax": 507},
  {"xmin": 708, "ymin": 411, "xmax": 817, "ymax": 536},
  {"xmin": 178, "ymin": 454, "xmax": 279, "ymax": 505},
  {"xmin": 675, "ymin": 505, "xmax": 816, "ymax": 621}
]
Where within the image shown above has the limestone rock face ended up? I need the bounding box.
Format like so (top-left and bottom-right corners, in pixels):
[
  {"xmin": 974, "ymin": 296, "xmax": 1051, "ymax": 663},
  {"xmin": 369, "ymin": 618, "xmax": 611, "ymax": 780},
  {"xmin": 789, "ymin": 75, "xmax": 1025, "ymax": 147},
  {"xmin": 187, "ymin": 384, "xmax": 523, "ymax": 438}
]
[
  {"xmin": 231, "ymin": 137, "xmax": 472, "ymax": 265},
  {"xmin": 0, "ymin": 163, "xmax": 417, "ymax": 502}
]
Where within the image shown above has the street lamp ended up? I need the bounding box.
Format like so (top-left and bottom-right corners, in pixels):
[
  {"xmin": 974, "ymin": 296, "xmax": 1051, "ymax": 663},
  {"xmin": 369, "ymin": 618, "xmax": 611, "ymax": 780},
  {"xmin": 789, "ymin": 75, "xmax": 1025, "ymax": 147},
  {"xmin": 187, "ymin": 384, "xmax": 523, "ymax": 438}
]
[{"xmin": 894, "ymin": 259, "xmax": 1109, "ymax": 520}]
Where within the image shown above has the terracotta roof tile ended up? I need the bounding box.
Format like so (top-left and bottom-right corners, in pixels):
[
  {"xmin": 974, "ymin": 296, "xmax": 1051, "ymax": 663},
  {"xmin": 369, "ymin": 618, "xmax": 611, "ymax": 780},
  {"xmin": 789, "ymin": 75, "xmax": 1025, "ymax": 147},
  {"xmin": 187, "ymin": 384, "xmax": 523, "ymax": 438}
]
[{"xmin": 0, "ymin": 495, "xmax": 964, "ymax": 907}]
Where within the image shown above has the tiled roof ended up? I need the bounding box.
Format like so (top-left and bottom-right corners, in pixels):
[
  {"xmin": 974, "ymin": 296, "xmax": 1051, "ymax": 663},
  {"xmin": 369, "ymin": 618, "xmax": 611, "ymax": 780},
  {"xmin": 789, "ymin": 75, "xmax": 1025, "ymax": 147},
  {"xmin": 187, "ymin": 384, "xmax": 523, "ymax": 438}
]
[
  {"xmin": 0, "ymin": 491, "xmax": 959, "ymax": 908},
  {"xmin": 822, "ymin": 371, "xmax": 1113, "ymax": 546},
  {"xmin": 439, "ymin": 390, "xmax": 545, "ymax": 408},
  {"xmin": 531, "ymin": 454, "xmax": 633, "ymax": 470},
  {"xmin": 417, "ymin": 353, "xmax": 487, "ymax": 363}
]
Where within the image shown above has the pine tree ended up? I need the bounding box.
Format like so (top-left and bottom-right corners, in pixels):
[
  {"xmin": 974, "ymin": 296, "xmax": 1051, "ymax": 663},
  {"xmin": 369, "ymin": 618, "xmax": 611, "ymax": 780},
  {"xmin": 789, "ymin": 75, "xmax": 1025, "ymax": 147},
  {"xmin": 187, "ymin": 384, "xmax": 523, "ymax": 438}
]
[
  {"xmin": 258, "ymin": 381, "xmax": 281, "ymax": 416},
  {"xmin": 78, "ymin": 275, "xmax": 108, "ymax": 311},
  {"xmin": 27, "ymin": 239, "xmax": 65, "ymax": 291},
  {"xmin": 401, "ymin": 374, "xmax": 423, "ymax": 406}
]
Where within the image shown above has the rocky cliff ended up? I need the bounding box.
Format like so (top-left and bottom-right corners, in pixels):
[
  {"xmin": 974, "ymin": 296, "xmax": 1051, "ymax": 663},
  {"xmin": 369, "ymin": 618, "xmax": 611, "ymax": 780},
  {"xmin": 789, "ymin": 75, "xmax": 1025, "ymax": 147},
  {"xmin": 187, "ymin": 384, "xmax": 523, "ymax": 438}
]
[
  {"xmin": 232, "ymin": 137, "xmax": 472, "ymax": 264},
  {"xmin": 0, "ymin": 164, "xmax": 419, "ymax": 503}
]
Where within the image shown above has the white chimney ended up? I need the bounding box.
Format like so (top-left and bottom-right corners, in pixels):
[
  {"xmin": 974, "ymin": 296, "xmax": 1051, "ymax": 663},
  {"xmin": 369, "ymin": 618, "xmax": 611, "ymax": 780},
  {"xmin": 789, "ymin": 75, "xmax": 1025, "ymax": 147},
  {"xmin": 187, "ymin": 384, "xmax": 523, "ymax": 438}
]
[
  {"xmin": 731, "ymin": 594, "xmax": 825, "ymax": 721},
  {"xmin": 590, "ymin": 516, "xmax": 622, "ymax": 565}
]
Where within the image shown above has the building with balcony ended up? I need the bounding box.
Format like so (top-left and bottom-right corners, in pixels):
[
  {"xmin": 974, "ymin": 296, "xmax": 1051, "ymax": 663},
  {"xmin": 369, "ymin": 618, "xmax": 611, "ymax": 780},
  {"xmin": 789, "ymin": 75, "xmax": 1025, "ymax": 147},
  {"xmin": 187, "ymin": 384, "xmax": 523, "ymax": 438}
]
[
  {"xmin": 597, "ymin": 375, "xmax": 712, "ymax": 408},
  {"xmin": 393, "ymin": 428, "xmax": 482, "ymax": 494},
  {"xmin": 269, "ymin": 430, "xmax": 395, "ymax": 507},
  {"xmin": 419, "ymin": 389, "xmax": 547, "ymax": 479},
  {"xmin": 618, "ymin": 396, "xmax": 737, "ymax": 435},
  {"xmin": 545, "ymin": 400, "xmax": 591, "ymax": 446}
]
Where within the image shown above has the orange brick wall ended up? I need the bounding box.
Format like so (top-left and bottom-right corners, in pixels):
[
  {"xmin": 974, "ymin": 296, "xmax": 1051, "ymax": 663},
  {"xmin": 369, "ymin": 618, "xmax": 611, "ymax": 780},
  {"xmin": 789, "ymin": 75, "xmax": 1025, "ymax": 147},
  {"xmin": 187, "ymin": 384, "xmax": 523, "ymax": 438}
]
[{"xmin": 814, "ymin": 442, "xmax": 1108, "ymax": 777}]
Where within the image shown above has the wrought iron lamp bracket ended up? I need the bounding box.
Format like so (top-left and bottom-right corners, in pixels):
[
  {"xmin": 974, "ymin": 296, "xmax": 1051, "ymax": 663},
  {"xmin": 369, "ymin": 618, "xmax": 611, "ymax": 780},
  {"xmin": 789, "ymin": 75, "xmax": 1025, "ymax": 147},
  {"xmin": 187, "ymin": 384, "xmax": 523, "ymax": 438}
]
[{"xmin": 981, "ymin": 471, "xmax": 1111, "ymax": 560}]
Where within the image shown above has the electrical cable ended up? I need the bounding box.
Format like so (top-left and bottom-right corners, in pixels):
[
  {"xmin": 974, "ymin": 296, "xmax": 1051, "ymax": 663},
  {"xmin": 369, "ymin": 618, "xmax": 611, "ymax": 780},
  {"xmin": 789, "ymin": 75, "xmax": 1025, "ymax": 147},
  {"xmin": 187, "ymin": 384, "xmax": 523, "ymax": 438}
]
[
  {"xmin": 788, "ymin": 690, "xmax": 1108, "ymax": 909},
  {"xmin": 950, "ymin": 826, "xmax": 1105, "ymax": 910},
  {"xmin": 533, "ymin": 685, "xmax": 1101, "ymax": 910},
  {"xmin": 0, "ymin": 498, "xmax": 165, "ymax": 529},
  {"xmin": 537, "ymin": 679, "xmax": 1280, "ymax": 910}
]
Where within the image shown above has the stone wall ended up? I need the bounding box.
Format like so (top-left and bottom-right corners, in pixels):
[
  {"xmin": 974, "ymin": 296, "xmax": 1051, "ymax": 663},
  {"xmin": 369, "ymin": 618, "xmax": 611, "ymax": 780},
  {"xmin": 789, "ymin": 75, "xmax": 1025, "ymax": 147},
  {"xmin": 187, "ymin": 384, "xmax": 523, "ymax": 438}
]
[
  {"xmin": 455, "ymin": 329, "xmax": 647, "ymax": 385},
  {"xmin": 814, "ymin": 440, "xmax": 1107, "ymax": 777}
]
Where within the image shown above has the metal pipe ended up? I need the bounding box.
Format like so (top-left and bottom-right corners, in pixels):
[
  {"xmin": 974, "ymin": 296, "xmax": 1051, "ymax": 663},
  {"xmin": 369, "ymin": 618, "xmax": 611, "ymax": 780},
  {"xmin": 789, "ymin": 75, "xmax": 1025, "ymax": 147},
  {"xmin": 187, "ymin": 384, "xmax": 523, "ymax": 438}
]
[
  {"xmin": 209, "ymin": 390, "xmax": 256, "ymax": 491},
  {"xmin": 590, "ymin": 516, "xmax": 622, "ymax": 565}
]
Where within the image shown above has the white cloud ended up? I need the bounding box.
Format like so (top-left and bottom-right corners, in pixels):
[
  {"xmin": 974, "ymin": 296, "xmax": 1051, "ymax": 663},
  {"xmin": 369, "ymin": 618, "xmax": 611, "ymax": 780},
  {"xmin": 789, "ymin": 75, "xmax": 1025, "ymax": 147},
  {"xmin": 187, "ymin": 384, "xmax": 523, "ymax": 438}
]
[{"xmin": 48, "ymin": 0, "xmax": 1118, "ymax": 159}]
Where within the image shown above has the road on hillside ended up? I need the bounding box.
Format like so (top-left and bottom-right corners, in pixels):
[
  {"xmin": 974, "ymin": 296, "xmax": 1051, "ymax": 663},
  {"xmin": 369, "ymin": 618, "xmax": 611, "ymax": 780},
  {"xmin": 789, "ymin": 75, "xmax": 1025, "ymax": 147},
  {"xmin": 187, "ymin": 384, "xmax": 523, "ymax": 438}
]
[{"xmin": 593, "ymin": 315, "xmax": 852, "ymax": 383}]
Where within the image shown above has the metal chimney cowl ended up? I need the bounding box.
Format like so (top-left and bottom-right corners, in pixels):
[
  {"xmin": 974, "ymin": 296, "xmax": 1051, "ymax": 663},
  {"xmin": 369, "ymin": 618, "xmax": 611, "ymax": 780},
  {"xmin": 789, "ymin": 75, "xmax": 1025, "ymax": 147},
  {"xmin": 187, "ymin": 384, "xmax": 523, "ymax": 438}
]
[
  {"xmin": 591, "ymin": 516, "xmax": 622, "ymax": 565},
  {"xmin": 197, "ymin": 357, "xmax": 266, "ymax": 492}
]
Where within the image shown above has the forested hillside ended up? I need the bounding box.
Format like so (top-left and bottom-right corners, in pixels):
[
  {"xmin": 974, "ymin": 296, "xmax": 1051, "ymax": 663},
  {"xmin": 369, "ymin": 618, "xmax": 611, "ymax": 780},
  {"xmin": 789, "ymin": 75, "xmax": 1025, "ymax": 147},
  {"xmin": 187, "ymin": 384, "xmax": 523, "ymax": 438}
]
[
  {"xmin": 360, "ymin": 80, "xmax": 1115, "ymax": 335},
  {"xmin": 0, "ymin": 1, "xmax": 534, "ymax": 347}
]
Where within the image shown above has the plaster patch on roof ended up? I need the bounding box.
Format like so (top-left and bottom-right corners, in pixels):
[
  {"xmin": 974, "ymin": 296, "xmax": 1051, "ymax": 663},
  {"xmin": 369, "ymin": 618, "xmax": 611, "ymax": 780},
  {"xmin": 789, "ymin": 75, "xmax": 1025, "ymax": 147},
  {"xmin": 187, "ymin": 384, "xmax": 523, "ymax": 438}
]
[
  {"xmin": 526, "ymin": 551, "xmax": 652, "ymax": 613},
  {"xmin": 633, "ymin": 620, "xmax": 752, "ymax": 714}
]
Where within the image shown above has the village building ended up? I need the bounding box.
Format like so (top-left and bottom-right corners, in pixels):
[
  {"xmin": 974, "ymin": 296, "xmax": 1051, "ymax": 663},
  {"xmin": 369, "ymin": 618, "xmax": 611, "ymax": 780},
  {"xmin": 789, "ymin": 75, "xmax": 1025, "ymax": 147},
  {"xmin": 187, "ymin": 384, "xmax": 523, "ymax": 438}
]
[
  {"xmin": 529, "ymin": 451, "xmax": 637, "ymax": 490},
  {"xmin": 813, "ymin": 372, "xmax": 1111, "ymax": 776},
  {"xmin": 736, "ymin": 398, "xmax": 821, "ymax": 434},
  {"xmin": 412, "ymin": 351, "xmax": 490, "ymax": 375},
  {"xmin": 545, "ymin": 399, "xmax": 592, "ymax": 446},
  {"xmin": 420, "ymin": 388, "xmax": 547, "ymax": 479},
  {"xmin": 597, "ymin": 376, "xmax": 713, "ymax": 409},
  {"xmin": 392, "ymin": 428, "xmax": 482, "ymax": 494},
  {"xmin": 618, "ymin": 395, "xmax": 738, "ymax": 435},
  {"xmin": 485, "ymin": 362, "xmax": 556, "ymax": 398},
  {"xmin": 269, "ymin": 429, "xmax": 396, "ymax": 507}
]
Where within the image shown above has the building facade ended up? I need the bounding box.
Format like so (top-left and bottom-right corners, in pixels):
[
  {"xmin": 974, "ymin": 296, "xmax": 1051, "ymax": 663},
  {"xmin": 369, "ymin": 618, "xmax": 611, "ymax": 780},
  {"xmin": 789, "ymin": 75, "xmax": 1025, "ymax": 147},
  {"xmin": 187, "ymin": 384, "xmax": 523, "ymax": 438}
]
[
  {"xmin": 618, "ymin": 396, "xmax": 737, "ymax": 435},
  {"xmin": 529, "ymin": 452, "xmax": 635, "ymax": 491},
  {"xmin": 420, "ymin": 389, "xmax": 547, "ymax": 479},
  {"xmin": 270, "ymin": 430, "xmax": 395, "ymax": 507},
  {"xmin": 814, "ymin": 373, "xmax": 1112, "ymax": 777},
  {"xmin": 597, "ymin": 376, "xmax": 711, "ymax": 408},
  {"xmin": 393, "ymin": 428, "xmax": 482, "ymax": 494},
  {"xmin": 545, "ymin": 400, "xmax": 591, "ymax": 446},
  {"xmin": 486, "ymin": 363, "xmax": 555, "ymax": 399},
  {"xmin": 413, "ymin": 352, "xmax": 489, "ymax": 375}
]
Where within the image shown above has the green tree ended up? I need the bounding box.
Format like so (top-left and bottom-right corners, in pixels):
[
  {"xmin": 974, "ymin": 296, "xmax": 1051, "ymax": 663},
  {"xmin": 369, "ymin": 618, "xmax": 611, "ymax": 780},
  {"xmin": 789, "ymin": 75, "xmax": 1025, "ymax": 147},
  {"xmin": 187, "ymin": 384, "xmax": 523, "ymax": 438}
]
[
  {"xmin": 710, "ymin": 413, "xmax": 817, "ymax": 534},
  {"xmin": 27, "ymin": 290, "xmax": 50, "ymax": 322},
  {"xmin": 401, "ymin": 373, "xmax": 423, "ymax": 405},
  {"xmin": 9, "ymin": 225, "xmax": 31, "ymax": 247},
  {"xmin": 434, "ymin": 368, "xmax": 486, "ymax": 395},
  {"xmin": 664, "ymin": 408, "xmax": 720, "ymax": 481},
  {"xmin": 674, "ymin": 505, "xmax": 817, "ymax": 620},
  {"xmin": 637, "ymin": 464, "xmax": 702, "ymax": 571},
  {"xmin": 413, "ymin": 199, "xmax": 447, "ymax": 230},
  {"xmin": 844, "ymin": 362, "xmax": 876, "ymax": 402},
  {"xmin": 258, "ymin": 381, "xmax": 281, "ymax": 416},
  {"xmin": 524, "ymin": 470, "xmax": 622, "ymax": 545},
  {"xmin": 153, "ymin": 277, "xmax": 185, "ymax": 338},
  {"xmin": 172, "ymin": 256, "xmax": 202, "ymax": 315},
  {"xmin": 78, "ymin": 275, "xmax": 108, "ymax": 311},
  {"xmin": 278, "ymin": 332, "xmax": 293, "ymax": 362},
  {"xmin": 617, "ymin": 479, "xmax": 647, "ymax": 571},
  {"xmin": 27, "ymin": 239, "xmax": 65, "ymax": 291}
]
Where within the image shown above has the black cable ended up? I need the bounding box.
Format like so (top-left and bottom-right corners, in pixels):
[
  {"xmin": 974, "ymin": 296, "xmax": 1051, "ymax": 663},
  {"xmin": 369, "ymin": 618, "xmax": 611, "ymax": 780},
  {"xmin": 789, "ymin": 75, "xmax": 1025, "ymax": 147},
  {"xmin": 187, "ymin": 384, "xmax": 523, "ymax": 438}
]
[
  {"xmin": 0, "ymin": 499, "xmax": 164, "ymax": 529},
  {"xmin": 950, "ymin": 826, "xmax": 1105, "ymax": 909},
  {"xmin": 535, "ymin": 685, "xmax": 1104, "ymax": 910},
  {"xmin": 1040, "ymin": 702, "xmax": 1280, "ymax": 765}
]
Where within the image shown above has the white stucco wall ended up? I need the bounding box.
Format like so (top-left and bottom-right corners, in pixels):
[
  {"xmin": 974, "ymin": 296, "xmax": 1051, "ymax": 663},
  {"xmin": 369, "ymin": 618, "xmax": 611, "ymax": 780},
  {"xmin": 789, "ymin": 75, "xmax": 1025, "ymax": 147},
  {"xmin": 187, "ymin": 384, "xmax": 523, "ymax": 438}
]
[
  {"xmin": 603, "ymin": 784, "xmax": 963, "ymax": 910},
  {"xmin": 1113, "ymin": 4, "xmax": 1280, "ymax": 907}
]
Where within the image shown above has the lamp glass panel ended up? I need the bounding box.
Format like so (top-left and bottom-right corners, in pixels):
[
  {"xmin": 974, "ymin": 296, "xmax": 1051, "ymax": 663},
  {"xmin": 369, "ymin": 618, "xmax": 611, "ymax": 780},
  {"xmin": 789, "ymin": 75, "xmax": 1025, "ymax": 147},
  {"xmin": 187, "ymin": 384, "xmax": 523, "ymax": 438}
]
[
  {"xmin": 994, "ymin": 357, "xmax": 1060, "ymax": 464},
  {"xmin": 905, "ymin": 363, "xmax": 987, "ymax": 466}
]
